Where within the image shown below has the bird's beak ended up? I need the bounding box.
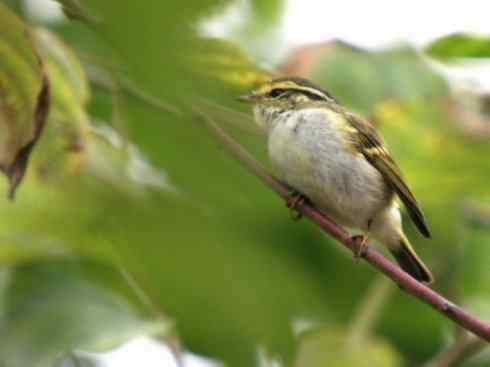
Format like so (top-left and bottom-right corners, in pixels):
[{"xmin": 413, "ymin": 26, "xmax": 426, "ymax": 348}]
[{"xmin": 236, "ymin": 93, "xmax": 258, "ymax": 103}]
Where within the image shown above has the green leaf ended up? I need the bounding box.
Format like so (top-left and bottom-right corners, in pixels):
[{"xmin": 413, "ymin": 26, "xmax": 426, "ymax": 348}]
[
  {"xmin": 426, "ymin": 33, "xmax": 490, "ymax": 60},
  {"xmin": 0, "ymin": 259, "xmax": 168, "ymax": 367},
  {"xmin": 294, "ymin": 327, "xmax": 401, "ymax": 367},
  {"xmin": 0, "ymin": 3, "xmax": 50, "ymax": 198}
]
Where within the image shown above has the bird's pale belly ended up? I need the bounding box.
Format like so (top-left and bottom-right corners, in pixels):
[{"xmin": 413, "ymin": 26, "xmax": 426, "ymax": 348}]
[{"xmin": 268, "ymin": 112, "xmax": 392, "ymax": 231}]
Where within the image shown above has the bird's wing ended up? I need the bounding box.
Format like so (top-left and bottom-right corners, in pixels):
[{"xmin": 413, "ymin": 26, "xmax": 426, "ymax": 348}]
[{"xmin": 345, "ymin": 111, "xmax": 431, "ymax": 238}]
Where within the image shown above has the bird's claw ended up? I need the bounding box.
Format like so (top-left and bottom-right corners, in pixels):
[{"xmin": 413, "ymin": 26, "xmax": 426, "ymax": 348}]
[
  {"xmin": 286, "ymin": 191, "xmax": 308, "ymax": 221},
  {"xmin": 350, "ymin": 234, "xmax": 369, "ymax": 260}
]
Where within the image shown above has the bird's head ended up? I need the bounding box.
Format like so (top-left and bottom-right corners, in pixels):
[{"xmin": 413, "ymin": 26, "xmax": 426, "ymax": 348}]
[{"xmin": 237, "ymin": 77, "xmax": 336, "ymax": 128}]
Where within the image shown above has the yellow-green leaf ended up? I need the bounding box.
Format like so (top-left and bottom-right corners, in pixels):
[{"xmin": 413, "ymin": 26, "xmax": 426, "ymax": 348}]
[
  {"xmin": 0, "ymin": 3, "xmax": 50, "ymax": 198},
  {"xmin": 30, "ymin": 28, "xmax": 90, "ymax": 179}
]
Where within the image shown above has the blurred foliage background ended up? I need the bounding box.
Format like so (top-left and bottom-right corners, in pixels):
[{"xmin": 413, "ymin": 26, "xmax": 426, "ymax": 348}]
[{"xmin": 0, "ymin": 1, "xmax": 489, "ymax": 366}]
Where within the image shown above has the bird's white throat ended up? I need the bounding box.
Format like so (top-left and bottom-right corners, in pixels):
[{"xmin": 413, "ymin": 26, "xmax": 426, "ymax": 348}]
[{"xmin": 253, "ymin": 105, "xmax": 289, "ymax": 130}]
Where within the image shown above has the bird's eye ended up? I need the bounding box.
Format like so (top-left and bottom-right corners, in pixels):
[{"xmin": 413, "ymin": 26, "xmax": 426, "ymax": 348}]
[{"xmin": 268, "ymin": 89, "xmax": 285, "ymax": 98}]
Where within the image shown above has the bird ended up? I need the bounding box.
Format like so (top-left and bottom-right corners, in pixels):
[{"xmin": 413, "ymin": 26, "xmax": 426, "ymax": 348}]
[{"xmin": 237, "ymin": 76, "xmax": 433, "ymax": 283}]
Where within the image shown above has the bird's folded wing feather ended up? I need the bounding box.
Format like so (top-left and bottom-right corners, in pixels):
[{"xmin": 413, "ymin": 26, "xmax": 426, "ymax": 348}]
[{"xmin": 345, "ymin": 112, "xmax": 431, "ymax": 238}]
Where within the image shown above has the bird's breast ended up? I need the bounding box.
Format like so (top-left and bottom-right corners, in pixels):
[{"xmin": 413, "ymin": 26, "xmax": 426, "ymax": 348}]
[{"xmin": 268, "ymin": 108, "xmax": 391, "ymax": 229}]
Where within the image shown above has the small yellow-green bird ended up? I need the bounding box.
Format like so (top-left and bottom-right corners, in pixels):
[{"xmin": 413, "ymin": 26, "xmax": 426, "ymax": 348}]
[{"xmin": 238, "ymin": 76, "xmax": 433, "ymax": 283}]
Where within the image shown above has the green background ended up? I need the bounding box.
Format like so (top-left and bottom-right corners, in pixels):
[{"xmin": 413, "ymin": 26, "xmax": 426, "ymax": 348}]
[{"xmin": 0, "ymin": 1, "xmax": 489, "ymax": 366}]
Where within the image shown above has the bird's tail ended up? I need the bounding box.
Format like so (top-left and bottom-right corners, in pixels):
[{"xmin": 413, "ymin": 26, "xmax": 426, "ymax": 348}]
[{"xmin": 389, "ymin": 233, "xmax": 433, "ymax": 283}]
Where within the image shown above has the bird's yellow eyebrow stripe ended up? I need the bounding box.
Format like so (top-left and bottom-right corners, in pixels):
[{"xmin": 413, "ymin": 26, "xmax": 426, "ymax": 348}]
[{"xmin": 257, "ymin": 81, "xmax": 329, "ymax": 100}]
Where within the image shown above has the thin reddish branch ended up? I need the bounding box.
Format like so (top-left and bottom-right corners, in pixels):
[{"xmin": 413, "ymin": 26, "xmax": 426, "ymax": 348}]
[{"xmin": 197, "ymin": 109, "xmax": 490, "ymax": 343}]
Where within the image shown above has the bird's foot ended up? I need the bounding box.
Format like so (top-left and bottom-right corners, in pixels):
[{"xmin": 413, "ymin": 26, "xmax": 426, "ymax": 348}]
[
  {"xmin": 350, "ymin": 234, "xmax": 369, "ymax": 260},
  {"xmin": 286, "ymin": 190, "xmax": 309, "ymax": 221}
]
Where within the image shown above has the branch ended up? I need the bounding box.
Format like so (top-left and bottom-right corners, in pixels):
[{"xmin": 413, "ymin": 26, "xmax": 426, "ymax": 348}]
[
  {"xmin": 424, "ymin": 333, "xmax": 487, "ymax": 367},
  {"xmin": 346, "ymin": 276, "xmax": 394, "ymax": 349},
  {"xmin": 195, "ymin": 108, "xmax": 490, "ymax": 343}
]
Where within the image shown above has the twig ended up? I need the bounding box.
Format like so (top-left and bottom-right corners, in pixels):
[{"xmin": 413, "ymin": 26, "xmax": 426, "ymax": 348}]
[
  {"xmin": 87, "ymin": 66, "xmax": 181, "ymax": 115},
  {"xmin": 68, "ymin": 352, "xmax": 83, "ymax": 367},
  {"xmin": 424, "ymin": 333, "xmax": 487, "ymax": 367},
  {"xmin": 116, "ymin": 261, "xmax": 183, "ymax": 366},
  {"xmin": 197, "ymin": 99, "xmax": 266, "ymax": 136},
  {"xmin": 195, "ymin": 107, "xmax": 490, "ymax": 343},
  {"xmin": 346, "ymin": 276, "xmax": 394, "ymax": 349}
]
